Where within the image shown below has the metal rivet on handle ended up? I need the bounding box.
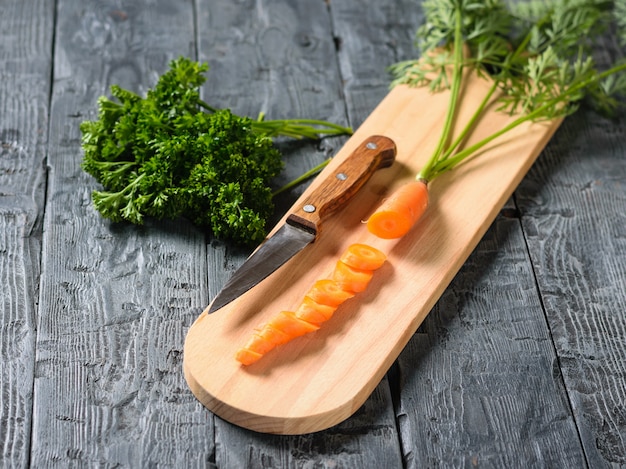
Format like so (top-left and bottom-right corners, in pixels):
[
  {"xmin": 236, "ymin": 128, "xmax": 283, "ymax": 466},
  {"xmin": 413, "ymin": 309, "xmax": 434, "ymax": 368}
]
[
  {"xmin": 303, "ymin": 204, "xmax": 316, "ymax": 213},
  {"xmin": 366, "ymin": 142, "xmax": 377, "ymax": 150},
  {"xmin": 336, "ymin": 172, "xmax": 348, "ymax": 181}
]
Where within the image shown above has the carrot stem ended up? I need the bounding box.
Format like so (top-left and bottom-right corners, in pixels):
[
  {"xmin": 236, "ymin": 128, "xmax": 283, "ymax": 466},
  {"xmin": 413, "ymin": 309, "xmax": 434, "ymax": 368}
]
[
  {"xmin": 418, "ymin": 7, "xmax": 464, "ymax": 182},
  {"xmin": 430, "ymin": 80, "xmax": 499, "ymax": 168}
]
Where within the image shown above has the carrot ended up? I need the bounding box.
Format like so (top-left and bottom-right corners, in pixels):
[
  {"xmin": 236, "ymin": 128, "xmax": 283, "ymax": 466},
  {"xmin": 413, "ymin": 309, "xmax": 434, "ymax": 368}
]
[
  {"xmin": 234, "ymin": 313, "xmax": 319, "ymax": 365},
  {"xmin": 266, "ymin": 311, "xmax": 319, "ymax": 337},
  {"xmin": 257, "ymin": 324, "xmax": 291, "ymax": 346},
  {"xmin": 305, "ymin": 279, "xmax": 355, "ymax": 307},
  {"xmin": 235, "ymin": 348, "xmax": 263, "ymax": 366},
  {"xmin": 242, "ymin": 332, "xmax": 277, "ymax": 355},
  {"xmin": 295, "ymin": 296, "xmax": 337, "ymax": 325},
  {"xmin": 332, "ymin": 260, "xmax": 374, "ymax": 293},
  {"xmin": 339, "ymin": 243, "xmax": 387, "ymax": 271},
  {"xmin": 236, "ymin": 242, "xmax": 389, "ymax": 365},
  {"xmin": 367, "ymin": 180, "xmax": 428, "ymax": 239}
]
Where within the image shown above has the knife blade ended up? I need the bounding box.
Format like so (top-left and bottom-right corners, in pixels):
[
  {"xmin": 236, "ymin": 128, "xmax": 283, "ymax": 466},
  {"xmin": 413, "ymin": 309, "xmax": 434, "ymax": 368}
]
[{"xmin": 208, "ymin": 135, "xmax": 397, "ymax": 313}]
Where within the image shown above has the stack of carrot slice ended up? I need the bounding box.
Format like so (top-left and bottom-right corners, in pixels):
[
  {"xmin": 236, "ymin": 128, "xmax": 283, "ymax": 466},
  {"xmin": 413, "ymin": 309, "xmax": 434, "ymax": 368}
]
[{"xmin": 235, "ymin": 243, "xmax": 387, "ymax": 365}]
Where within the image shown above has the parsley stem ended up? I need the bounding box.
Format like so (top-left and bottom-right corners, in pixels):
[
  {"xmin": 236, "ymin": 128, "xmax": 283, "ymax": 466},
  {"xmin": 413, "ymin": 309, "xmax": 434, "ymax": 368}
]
[
  {"xmin": 197, "ymin": 98, "xmax": 351, "ymax": 139},
  {"xmin": 196, "ymin": 99, "xmax": 218, "ymax": 113},
  {"xmin": 252, "ymin": 119, "xmax": 352, "ymax": 139},
  {"xmin": 272, "ymin": 158, "xmax": 331, "ymax": 197}
]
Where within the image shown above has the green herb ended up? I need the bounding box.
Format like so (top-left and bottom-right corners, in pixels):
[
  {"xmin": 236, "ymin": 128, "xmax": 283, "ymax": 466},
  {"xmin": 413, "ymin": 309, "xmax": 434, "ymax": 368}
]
[
  {"xmin": 389, "ymin": 0, "xmax": 626, "ymax": 183},
  {"xmin": 80, "ymin": 57, "xmax": 351, "ymax": 246}
]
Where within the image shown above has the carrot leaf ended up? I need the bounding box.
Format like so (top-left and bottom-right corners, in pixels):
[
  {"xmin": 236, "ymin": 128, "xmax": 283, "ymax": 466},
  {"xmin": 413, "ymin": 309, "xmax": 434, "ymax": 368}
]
[{"xmin": 391, "ymin": 0, "xmax": 626, "ymax": 183}]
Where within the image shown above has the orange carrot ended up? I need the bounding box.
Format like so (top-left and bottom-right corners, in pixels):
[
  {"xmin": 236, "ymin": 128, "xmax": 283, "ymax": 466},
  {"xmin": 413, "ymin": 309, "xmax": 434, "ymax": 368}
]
[
  {"xmin": 236, "ymin": 243, "xmax": 389, "ymax": 365},
  {"xmin": 235, "ymin": 348, "xmax": 263, "ymax": 366},
  {"xmin": 305, "ymin": 279, "xmax": 355, "ymax": 307},
  {"xmin": 267, "ymin": 311, "xmax": 319, "ymax": 337},
  {"xmin": 242, "ymin": 333, "xmax": 277, "ymax": 355},
  {"xmin": 234, "ymin": 313, "xmax": 319, "ymax": 365},
  {"xmin": 339, "ymin": 243, "xmax": 387, "ymax": 271},
  {"xmin": 257, "ymin": 324, "xmax": 291, "ymax": 346},
  {"xmin": 295, "ymin": 296, "xmax": 337, "ymax": 325},
  {"xmin": 332, "ymin": 260, "xmax": 374, "ymax": 293},
  {"xmin": 367, "ymin": 180, "xmax": 428, "ymax": 239}
]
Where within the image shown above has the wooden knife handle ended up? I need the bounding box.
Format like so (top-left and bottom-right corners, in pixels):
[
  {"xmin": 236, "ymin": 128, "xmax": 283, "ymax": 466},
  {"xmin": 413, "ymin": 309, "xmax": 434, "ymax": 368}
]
[{"xmin": 286, "ymin": 135, "xmax": 396, "ymax": 236}]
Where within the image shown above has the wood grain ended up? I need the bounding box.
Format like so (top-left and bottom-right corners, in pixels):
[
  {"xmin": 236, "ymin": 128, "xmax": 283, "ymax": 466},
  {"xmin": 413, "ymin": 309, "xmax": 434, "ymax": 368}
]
[
  {"xmin": 395, "ymin": 216, "xmax": 586, "ymax": 467},
  {"xmin": 518, "ymin": 110, "xmax": 626, "ymax": 466},
  {"xmin": 31, "ymin": 0, "xmax": 215, "ymax": 466},
  {"xmin": 330, "ymin": 0, "xmax": 425, "ymax": 128},
  {"xmin": 184, "ymin": 73, "xmax": 562, "ymax": 434},
  {"xmin": 0, "ymin": 0, "xmax": 53, "ymax": 466},
  {"xmin": 330, "ymin": 2, "xmax": 624, "ymax": 465}
]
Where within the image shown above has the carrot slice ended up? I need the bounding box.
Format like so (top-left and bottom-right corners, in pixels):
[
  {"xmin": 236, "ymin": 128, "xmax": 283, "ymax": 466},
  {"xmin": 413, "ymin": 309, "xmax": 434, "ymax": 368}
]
[
  {"xmin": 305, "ymin": 279, "xmax": 355, "ymax": 307},
  {"xmin": 367, "ymin": 180, "xmax": 428, "ymax": 239},
  {"xmin": 267, "ymin": 311, "xmax": 320, "ymax": 337},
  {"xmin": 295, "ymin": 296, "xmax": 337, "ymax": 325},
  {"xmin": 235, "ymin": 348, "xmax": 263, "ymax": 366},
  {"xmin": 332, "ymin": 260, "xmax": 374, "ymax": 293},
  {"xmin": 339, "ymin": 244, "xmax": 387, "ymax": 271},
  {"xmin": 236, "ymin": 245, "xmax": 388, "ymax": 365},
  {"xmin": 257, "ymin": 324, "xmax": 291, "ymax": 346},
  {"xmin": 242, "ymin": 333, "xmax": 276, "ymax": 355}
]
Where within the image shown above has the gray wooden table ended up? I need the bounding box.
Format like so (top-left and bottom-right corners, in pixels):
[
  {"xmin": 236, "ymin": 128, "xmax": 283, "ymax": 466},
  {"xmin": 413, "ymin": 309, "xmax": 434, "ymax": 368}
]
[{"xmin": 2, "ymin": 0, "xmax": 625, "ymax": 467}]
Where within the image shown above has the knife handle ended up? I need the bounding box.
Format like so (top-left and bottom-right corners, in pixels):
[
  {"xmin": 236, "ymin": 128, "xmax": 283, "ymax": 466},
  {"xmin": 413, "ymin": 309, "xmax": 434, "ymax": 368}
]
[{"xmin": 286, "ymin": 135, "xmax": 396, "ymax": 236}]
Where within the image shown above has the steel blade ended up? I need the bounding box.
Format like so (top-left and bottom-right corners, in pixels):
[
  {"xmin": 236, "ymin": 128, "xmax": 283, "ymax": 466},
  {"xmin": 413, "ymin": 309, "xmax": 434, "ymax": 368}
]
[{"xmin": 208, "ymin": 223, "xmax": 314, "ymax": 313}]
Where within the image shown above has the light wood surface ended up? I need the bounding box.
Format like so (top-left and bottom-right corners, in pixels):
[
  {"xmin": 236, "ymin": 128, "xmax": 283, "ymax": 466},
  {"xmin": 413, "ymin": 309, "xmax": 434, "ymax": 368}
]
[{"xmin": 183, "ymin": 73, "xmax": 562, "ymax": 434}]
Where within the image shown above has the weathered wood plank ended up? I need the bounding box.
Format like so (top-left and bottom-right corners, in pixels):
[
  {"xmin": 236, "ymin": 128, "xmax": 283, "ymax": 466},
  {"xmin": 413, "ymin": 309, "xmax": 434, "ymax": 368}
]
[
  {"xmin": 0, "ymin": 0, "xmax": 54, "ymax": 466},
  {"xmin": 518, "ymin": 109, "xmax": 626, "ymax": 467},
  {"xmin": 196, "ymin": 0, "xmax": 402, "ymax": 465},
  {"xmin": 32, "ymin": 0, "xmax": 215, "ymax": 466},
  {"xmin": 213, "ymin": 385, "xmax": 402, "ymax": 468},
  {"xmin": 330, "ymin": 0, "xmax": 424, "ymax": 127},
  {"xmin": 331, "ymin": 0, "xmax": 589, "ymax": 466},
  {"xmin": 394, "ymin": 216, "xmax": 585, "ymax": 467}
]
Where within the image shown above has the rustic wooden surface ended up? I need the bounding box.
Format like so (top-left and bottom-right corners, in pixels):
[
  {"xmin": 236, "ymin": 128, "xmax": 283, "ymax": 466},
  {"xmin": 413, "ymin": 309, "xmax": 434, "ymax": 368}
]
[{"xmin": 1, "ymin": 0, "xmax": 624, "ymax": 467}]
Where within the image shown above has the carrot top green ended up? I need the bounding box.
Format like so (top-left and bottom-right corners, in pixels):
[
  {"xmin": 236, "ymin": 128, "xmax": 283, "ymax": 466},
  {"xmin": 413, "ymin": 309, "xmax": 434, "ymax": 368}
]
[{"xmin": 390, "ymin": 0, "xmax": 626, "ymax": 184}]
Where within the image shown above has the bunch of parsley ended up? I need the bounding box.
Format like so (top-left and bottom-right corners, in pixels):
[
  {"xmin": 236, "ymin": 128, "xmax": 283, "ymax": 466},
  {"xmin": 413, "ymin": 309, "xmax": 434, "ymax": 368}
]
[{"xmin": 80, "ymin": 57, "xmax": 351, "ymax": 245}]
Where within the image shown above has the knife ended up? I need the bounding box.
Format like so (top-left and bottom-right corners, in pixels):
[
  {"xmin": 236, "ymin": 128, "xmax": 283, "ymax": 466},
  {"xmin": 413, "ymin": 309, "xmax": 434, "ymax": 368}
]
[{"xmin": 208, "ymin": 135, "xmax": 397, "ymax": 313}]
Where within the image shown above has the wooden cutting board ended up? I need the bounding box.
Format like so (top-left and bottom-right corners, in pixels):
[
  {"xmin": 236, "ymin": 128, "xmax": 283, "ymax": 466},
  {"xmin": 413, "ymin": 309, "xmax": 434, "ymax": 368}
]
[{"xmin": 183, "ymin": 73, "xmax": 562, "ymax": 434}]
